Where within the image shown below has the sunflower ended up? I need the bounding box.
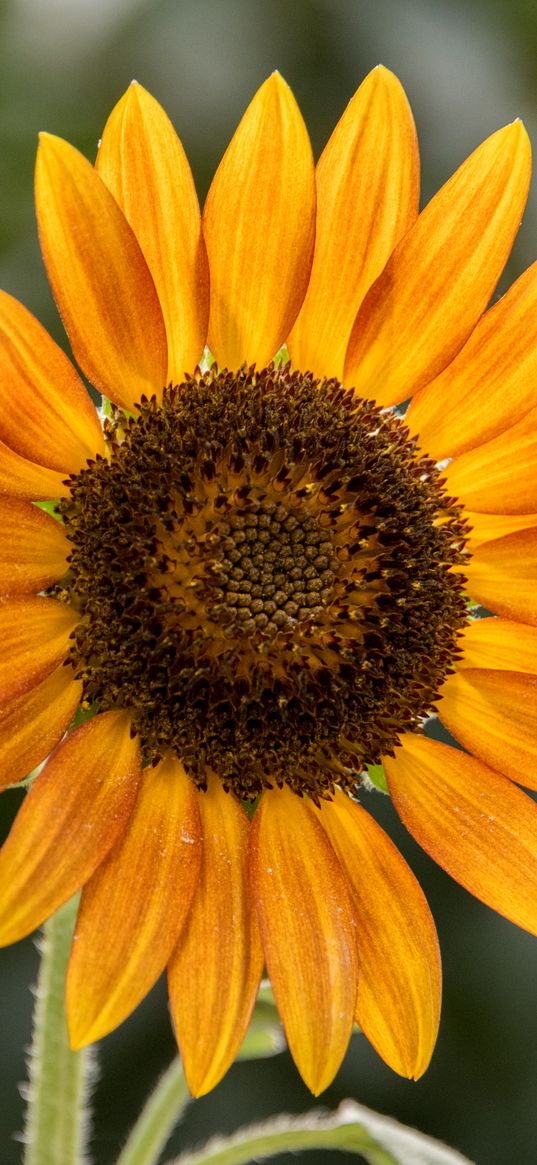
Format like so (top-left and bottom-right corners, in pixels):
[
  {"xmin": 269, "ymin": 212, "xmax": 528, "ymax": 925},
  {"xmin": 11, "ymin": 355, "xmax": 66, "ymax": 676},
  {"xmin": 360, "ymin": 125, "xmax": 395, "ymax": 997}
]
[{"xmin": 0, "ymin": 65, "xmax": 536, "ymax": 1099}]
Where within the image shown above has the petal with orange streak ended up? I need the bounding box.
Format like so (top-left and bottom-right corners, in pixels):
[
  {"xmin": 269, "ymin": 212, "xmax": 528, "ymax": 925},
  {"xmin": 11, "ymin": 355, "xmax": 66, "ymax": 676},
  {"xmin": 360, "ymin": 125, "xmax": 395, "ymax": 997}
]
[
  {"xmin": 444, "ymin": 406, "xmax": 537, "ymax": 514},
  {"xmin": 463, "ymin": 529, "xmax": 537, "ymax": 624},
  {"xmin": 249, "ymin": 787, "xmax": 357, "ymax": 1096},
  {"xmin": 35, "ymin": 134, "xmax": 167, "ymax": 408},
  {"xmin": 0, "ymin": 497, "xmax": 70, "ymax": 595},
  {"xmin": 67, "ymin": 757, "xmax": 201, "ymax": 1047},
  {"xmin": 288, "ymin": 66, "xmax": 419, "ymax": 380},
  {"xmin": 465, "ymin": 512, "xmax": 537, "ymax": 550},
  {"xmin": 0, "ymin": 437, "xmax": 69, "ymax": 499},
  {"xmin": 0, "ymin": 291, "xmax": 104, "ymax": 471},
  {"xmin": 406, "ymin": 259, "xmax": 537, "ymax": 459},
  {"xmin": 0, "ymin": 597, "xmax": 78, "ymax": 703},
  {"xmin": 0, "ymin": 711, "xmax": 141, "ymax": 945},
  {"xmin": 316, "ymin": 792, "xmax": 440, "ymax": 1080},
  {"xmin": 385, "ymin": 734, "xmax": 537, "ymax": 935},
  {"xmin": 457, "ymin": 616, "xmax": 537, "ymax": 674},
  {"xmin": 438, "ymin": 668, "xmax": 537, "ymax": 791},
  {"xmin": 97, "ymin": 83, "xmax": 209, "ymax": 383},
  {"xmin": 0, "ymin": 664, "xmax": 81, "ymax": 791},
  {"xmin": 168, "ymin": 775, "xmax": 263, "ymax": 1097},
  {"xmin": 203, "ymin": 73, "xmax": 315, "ymax": 371},
  {"xmin": 344, "ymin": 121, "xmax": 531, "ymax": 406}
]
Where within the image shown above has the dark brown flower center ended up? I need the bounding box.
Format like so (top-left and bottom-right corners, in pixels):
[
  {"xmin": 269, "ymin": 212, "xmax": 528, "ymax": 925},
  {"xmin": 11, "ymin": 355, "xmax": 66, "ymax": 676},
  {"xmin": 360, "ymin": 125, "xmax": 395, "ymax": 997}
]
[{"xmin": 58, "ymin": 365, "xmax": 469, "ymax": 800}]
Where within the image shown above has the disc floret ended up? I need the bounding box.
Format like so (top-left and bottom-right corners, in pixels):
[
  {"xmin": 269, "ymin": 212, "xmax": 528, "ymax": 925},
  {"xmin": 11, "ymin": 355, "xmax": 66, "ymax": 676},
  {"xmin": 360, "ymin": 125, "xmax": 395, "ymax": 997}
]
[{"xmin": 58, "ymin": 365, "xmax": 468, "ymax": 800}]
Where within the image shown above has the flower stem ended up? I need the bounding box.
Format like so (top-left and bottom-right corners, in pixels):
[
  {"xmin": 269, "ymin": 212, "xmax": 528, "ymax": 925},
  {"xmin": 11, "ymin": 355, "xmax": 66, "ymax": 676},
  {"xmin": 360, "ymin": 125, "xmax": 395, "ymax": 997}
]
[
  {"xmin": 22, "ymin": 896, "xmax": 96, "ymax": 1165},
  {"xmin": 114, "ymin": 1059, "xmax": 189, "ymax": 1165},
  {"xmin": 163, "ymin": 1100, "xmax": 477, "ymax": 1165}
]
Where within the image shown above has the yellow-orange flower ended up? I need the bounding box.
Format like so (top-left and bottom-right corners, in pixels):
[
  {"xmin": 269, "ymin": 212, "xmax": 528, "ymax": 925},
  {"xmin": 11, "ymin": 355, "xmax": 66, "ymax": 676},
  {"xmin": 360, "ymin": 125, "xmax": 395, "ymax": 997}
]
[{"xmin": 1, "ymin": 67, "xmax": 537, "ymax": 1098}]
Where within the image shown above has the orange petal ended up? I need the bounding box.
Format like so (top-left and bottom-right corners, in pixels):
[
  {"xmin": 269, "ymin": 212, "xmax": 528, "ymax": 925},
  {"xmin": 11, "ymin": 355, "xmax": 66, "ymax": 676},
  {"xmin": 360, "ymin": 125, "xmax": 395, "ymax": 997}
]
[
  {"xmin": 0, "ymin": 664, "xmax": 81, "ymax": 791},
  {"xmin": 166, "ymin": 778, "xmax": 260, "ymax": 1095},
  {"xmin": 67, "ymin": 757, "xmax": 202, "ymax": 1047},
  {"xmin": 0, "ymin": 711, "xmax": 141, "ymax": 945},
  {"xmin": 385, "ymin": 734, "xmax": 537, "ymax": 935},
  {"xmin": 168, "ymin": 775, "xmax": 263, "ymax": 1097},
  {"xmin": 0, "ymin": 596, "xmax": 78, "ymax": 702},
  {"xmin": 407, "ymin": 259, "xmax": 537, "ymax": 459},
  {"xmin": 444, "ymin": 406, "xmax": 537, "ymax": 514},
  {"xmin": 344, "ymin": 121, "xmax": 531, "ymax": 406},
  {"xmin": 249, "ymin": 787, "xmax": 357, "ymax": 1095},
  {"xmin": 438, "ymin": 667, "xmax": 537, "ymax": 791},
  {"xmin": 317, "ymin": 792, "xmax": 440, "ymax": 1079},
  {"xmin": 0, "ymin": 497, "xmax": 70, "ymax": 594},
  {"xmin": 0, "ymin": 291, "xmax": 104, "ymax": 471},
  {"xmin": 96, "ymin": 82, "xmax": 209, "ymax": 383},
  {"xmin": 463, "ymin": 529, "xmax": 537, "ymax": 624},
  {"xmin": 203, "ymin": 73, "xmax": 315, "ymax": 371},
  {"xmin": 35, "ymin": 134, "xmax": 167, "ymax": 408},
  {"xmin": 457, "ymin": 616, "xmax": 537, "ymax": 673},
  {"xmin": 465, "ymin": 511, "xmax": 537, "ymax": 550},
  {"xmin": 288, "ymin": 66, "xmax": 419, "ymax": 380},
  {"xmin": 0, "ymin": 437, "xmax": 69, "ymax": 499}
]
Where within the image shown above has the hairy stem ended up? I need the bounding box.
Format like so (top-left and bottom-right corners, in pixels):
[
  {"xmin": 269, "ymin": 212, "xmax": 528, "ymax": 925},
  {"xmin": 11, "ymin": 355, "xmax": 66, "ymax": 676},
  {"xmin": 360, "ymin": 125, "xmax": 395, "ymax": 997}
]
[
  {"xmin": 22, "ymin": 896, "xmax": 96, "ymax": 1165},
  {"xmin": 115, "ymin": 1058, "xmax": 189, "ymax": 1165}
]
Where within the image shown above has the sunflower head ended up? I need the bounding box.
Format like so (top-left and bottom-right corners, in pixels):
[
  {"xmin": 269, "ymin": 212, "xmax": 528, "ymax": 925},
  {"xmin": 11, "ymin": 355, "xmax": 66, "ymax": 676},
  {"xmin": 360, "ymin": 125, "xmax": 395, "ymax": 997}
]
[
  {"xmin": 58, "ymin": 362, "xmax": 468, "ymax": 801},
  {"xmin": 0, "ymin": 64, "xmax": 536, "ymax": 1104}
]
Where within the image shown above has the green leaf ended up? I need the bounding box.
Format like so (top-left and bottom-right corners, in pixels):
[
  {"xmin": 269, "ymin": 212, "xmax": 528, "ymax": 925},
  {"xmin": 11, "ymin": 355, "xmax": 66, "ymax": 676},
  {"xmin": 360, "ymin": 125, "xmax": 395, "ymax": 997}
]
[{"xmin": 165, "ymin": 1100, "xmax": 477, "ymax": 1165}]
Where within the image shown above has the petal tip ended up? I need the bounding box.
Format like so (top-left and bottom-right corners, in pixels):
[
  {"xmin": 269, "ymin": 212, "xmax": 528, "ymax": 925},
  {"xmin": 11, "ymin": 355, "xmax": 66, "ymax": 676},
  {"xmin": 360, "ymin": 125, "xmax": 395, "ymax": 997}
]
[
  {"xmin": 268, "ymin": 68, "xmax": 287, "ymax": 86},
  {"xmin": 370, "ymin": 62, "xmax": 400, "ymax": 85},
  {"xmin": 67, "ymin": 1006, "xmax": 97, "ymax": 1051},
  {"xmin": 500, "ymin": 116, "xmax": 531, "ymax": 159},
  {"xmin": 262, "ymin": 70, "xmax": 294, "ymax": 105}
]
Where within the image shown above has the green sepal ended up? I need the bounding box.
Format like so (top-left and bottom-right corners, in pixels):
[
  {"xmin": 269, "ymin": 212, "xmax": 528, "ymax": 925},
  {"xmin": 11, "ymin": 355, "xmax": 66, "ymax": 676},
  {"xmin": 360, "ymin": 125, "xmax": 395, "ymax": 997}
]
[{"xmin": 366, "ymin": 763, "xmax": 389, "ymax": 794}]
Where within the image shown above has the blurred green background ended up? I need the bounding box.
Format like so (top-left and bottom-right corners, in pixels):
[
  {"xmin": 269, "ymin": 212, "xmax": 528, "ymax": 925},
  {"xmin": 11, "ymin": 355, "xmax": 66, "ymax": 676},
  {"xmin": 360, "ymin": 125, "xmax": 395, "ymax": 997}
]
[{"xmin": 1, "ymin": 1, "xmax": 537, "ymax": 1163}]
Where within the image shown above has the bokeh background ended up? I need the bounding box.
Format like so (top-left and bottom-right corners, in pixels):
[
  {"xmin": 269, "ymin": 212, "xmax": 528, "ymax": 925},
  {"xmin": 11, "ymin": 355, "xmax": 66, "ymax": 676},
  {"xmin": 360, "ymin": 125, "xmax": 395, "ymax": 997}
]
[{"xmin": 1, "ymin": 1, "xmax": 537, "ymax": 1162}]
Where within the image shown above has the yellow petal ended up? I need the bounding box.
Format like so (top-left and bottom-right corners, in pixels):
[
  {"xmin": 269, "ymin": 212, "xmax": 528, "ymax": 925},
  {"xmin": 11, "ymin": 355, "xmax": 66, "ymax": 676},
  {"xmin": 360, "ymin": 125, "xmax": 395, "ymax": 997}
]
[
  {"xmin": 317, "ymin": 792, "xmax": 440, "ymax": 1079},
  {"xmin": 344, "ymin": 121, "xmax": 531, "ymax": 405},
  {"xmin": 0, "ymin": 711, "xmax": 141, "ymax": 944},
  {"xmin": 203, "ymin": 73, "xmax": 315, "ymax": 371},
  {"xmin": 463, "ymin": 529, "xmax": 537, "ymax": 624},
  {"xmin": 385, "ymin": 734, "xmax": 537, "ymax": 935},
  {"xmin": 465, "ymin": 512, "xmax": 537, "ymax": 550},
  {"xmin": 0, "ymin": 596, "xmax": 78, "ymax": 702},
  {"xmin": 457, "ymin": 616, "xmax": 537, "ymax": 673},
  {"xmin": 249, "ymin": 787, "xmax": 357, "ymax": 1095},
  {"xmin": 438, "ymin": 667, "xmax": 537, "ymax": 791},
  {"xmin": 0, "ymin": 437, "xmax": 69, "ymax": 499},
  {"xmin": 407, "ymin": 259, "xmax": 537, "ymax": 459},
  {"xmin": 97, "ymin": 82, "xmax": 209, "ymax": 383},
  {"xmin": 35, "ymin": 134, "xmax": 167, "ymax": 408},
  {"xmin": 289, "ymin": 66, "xmax": 419, "ymax": 380},
  {"xmin": 0, "ymin": 497, "xmax": 70, "ymax": 595},
  {"xmin": 0, "ymin": 664, "xmax": 81, "ymax": 791},
  {"xmin": 0, "ymin": 291, "xmax": 104, "ymax": 471},
  {"xmin": 168, "ymin": 775, "xmax": 263, "ymax": 1096},
  {"xmin": 444, "ymin": 406, "xmax": 537, "ymax": 514},
  {"xmin": 67, "ymin": 757, "xmax": 202, "ymax": 1047}
]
